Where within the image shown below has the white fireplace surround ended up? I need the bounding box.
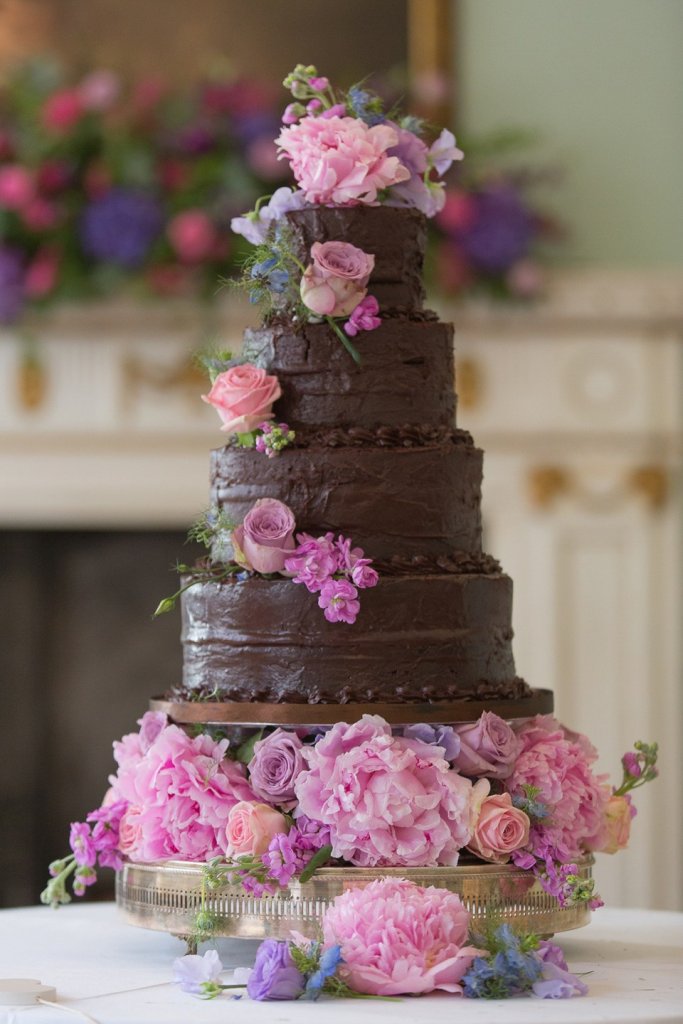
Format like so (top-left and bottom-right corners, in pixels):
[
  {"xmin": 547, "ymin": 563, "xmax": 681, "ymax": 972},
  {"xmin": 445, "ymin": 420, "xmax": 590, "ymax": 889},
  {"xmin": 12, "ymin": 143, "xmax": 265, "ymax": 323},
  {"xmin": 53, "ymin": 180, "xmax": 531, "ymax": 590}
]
[{"xmin": 1, "ymin": 267, "xmax": 682, "ymax": 913}]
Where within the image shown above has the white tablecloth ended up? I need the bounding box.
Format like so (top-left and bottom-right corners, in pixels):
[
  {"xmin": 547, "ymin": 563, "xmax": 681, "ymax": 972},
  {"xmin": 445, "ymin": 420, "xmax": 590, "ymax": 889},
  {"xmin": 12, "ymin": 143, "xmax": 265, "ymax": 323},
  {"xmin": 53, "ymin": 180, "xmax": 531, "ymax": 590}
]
[{"xmin": 0, "ymin": 903, "xmax": 681, "ymax": 1024}]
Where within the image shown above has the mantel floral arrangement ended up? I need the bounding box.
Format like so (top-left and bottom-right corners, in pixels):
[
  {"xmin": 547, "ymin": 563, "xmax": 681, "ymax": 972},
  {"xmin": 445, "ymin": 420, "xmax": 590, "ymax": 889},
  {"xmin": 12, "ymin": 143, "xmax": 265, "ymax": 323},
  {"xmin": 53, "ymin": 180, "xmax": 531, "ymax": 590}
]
[
  {"xmin": 0, "ymin": 59, "xmax": 287, "ymax": 325},
  {"xmin": 44, "ymin": 708, "xmax": 657, "ymax": 1001}
]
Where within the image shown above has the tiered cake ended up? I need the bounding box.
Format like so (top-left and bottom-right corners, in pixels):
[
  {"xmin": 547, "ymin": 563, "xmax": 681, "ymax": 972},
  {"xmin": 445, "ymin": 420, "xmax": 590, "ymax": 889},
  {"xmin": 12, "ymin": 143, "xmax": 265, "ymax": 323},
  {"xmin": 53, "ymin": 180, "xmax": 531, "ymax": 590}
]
[{"xmin": 176, "ymin": 205, "xmax": 550, "ymax": 716}]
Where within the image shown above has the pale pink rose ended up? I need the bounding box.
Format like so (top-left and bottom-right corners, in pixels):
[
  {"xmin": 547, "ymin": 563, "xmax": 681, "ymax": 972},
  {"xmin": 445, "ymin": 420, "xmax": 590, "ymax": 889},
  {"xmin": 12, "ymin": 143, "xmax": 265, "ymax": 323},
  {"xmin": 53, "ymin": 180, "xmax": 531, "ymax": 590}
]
[
  {"xmin": 233, "ymin": 498, "xmax": 296, "ymax": 574},
  {"xmin": 300, "ymin": 240, "xmax": 375, "ymax": 318},
  {"xmin": 202, "ymin": 363, "xmax": 281, "ymax": 435},
  {"xmin": 224, "ymin": 801, "xmax": 289, "ymax": 858},
  {"xmin": 276, "ymin": 115, "xmax": 410, "ymax": 205},
  {"xmin": 294, "ymin": 714, "xmax": 484, "ymax": 867},
  {"xmin": 118, "ymin": 805, "xmax": 145, "ymax": 857},
  {"xmin": 467, "ymin": 792, "xmax": 530, "ymax": 864},
  {"xmin": 591, "ymin": 793, "xmax": 635, "ymax": 855},
  {"xmin": 167, "ymin": 209, "xmax": 217, "ymax": 262},
  {"xmin": 453, "ymin": 711, "xmax": 522, "ymax": 780},
  {"xmin": 322, "ymin": 877, "xmax": 481, "ymax": 996},
  {"xmin": 506, "ymin": 716, "xmax": 609, "ymax": 862},
  {"xmin": 0, "ymin": 165, "xmax": 34, "ymax": 210}
]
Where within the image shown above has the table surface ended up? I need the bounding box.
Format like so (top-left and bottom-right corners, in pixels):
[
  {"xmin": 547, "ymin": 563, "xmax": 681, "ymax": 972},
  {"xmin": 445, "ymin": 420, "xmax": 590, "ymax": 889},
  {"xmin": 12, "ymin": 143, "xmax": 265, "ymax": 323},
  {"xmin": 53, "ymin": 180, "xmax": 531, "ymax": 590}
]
[{"xmin": 0, "ymin": 903, "xmax": 681, "ymax": 1024}]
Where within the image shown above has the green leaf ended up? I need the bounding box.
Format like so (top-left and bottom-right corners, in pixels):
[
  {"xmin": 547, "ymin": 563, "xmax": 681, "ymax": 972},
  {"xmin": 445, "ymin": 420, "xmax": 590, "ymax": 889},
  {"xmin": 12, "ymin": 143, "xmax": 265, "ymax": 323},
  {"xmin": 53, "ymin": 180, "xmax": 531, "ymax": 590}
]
[
  {"xmin": 298, "ymin": 844, "xmax": 333, "ymax": 883},
  {"xmin": 234, "ymin": 729, "xmax": 264, "ymax": 765}
]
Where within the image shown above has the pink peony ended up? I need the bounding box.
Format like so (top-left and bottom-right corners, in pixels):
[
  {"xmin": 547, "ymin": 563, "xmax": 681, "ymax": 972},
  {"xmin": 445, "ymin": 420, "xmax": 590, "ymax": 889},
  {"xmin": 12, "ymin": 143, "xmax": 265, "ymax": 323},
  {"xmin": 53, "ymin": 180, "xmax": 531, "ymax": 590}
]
[
  {"xmin": 276, "ymin": 116, "xmax": 410, "ymax": 205},
  {"xmin": 318, "ymin": 578, "xmax": 360, "ymax": 624},
  {"xmin": 0, "ymin": 165, "xmax": 34, "ymax": 210},
  {"xmin": 248, "ymin": 728, "xmax": 306, "ymax": 806},
  {"xmin": 42, "ymin": 89, "xmax": 84, "ymax": 132},
  {"xmin": 453, "ymin": 711, "xmax": 522, "ymax": 780},
  {"xmin": 294, "ymin": 714, "xmax": 487, "ymax": 867},
  {"xmin": 224, "ymin": 801, "xmax": 289, "ymax": 858},
  {"xmin": 467, "ymin": 792, "xmax": 530, "ymax": 864},
  {"xmin": 202, "ymin": 363, "xmax": 281, "ymax": 435},
  {"xmin": 322, "ymin": 877, "xmax": 480, "ymax": 995},
  {"xmin": 117, "ymin": 805, "xmax": 145, "ymax": 858},
  {"xmin": 591, "ymin": 793, "xmax": 635, "ymax": 855},
  {"xmin": 167, "ymin": 209, "xmax": 217, "ymax": 263},
  {"xmin": 506, "ymin": 715, "xmax": 609, "ymax": 862},
  {"xmin": 109, "ymin": 719, "xmax": 255, "ymax": 862},
  {"xmin": 233, "ymin": 498, "xmax": 296, "ymax": 575}
]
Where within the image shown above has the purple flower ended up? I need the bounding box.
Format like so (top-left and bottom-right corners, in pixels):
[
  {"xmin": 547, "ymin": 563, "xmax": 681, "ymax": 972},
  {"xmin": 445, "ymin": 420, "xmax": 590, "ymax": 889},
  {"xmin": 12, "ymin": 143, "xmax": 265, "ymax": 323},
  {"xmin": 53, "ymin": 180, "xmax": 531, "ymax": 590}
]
[
  {"xmin": 173, "ymin": 949, "xmax": 223, "ymax": 996},
  {"xmin": 262, "ymin": 832, "xmax": 304, "ymax": 886},
  {"xmin": 622, "ymin": 751, "xmax": 641, "ymax": 777},
  {"xmin": 532, "ymin": 961, "xmax": 588, "ymax": 999},
  {"xmin": 537, "ymin": 940, "xmax": 569, "ymax": 970},
  {"xmin": 73, "ymin": 866, "xmax": 97, "ymax": 897},
  {"xmin": 344, "ymin": 295, "xmax": 382, "ymax": 337},
  {"xmin": 97, "ymin": 847, "xmax": 123, "ymax": 870},
  {"xmin": 428, "ymin": 129, "xmax": 464, "ymax": 176},
  {"xmin": 318, "ymin": 578, "xmax": 360, "ymax": 624},
  {"xmin": 453, "ymin": 711, "xmax": 522, "ymax": 779},
  {"xmin": 403, "ymin": 724, "xmax": 461, "ymax": 762},
  {"xmin": 247, "ymin": 939, "xmax": 306, "ymax": 1001},
  {"xmin": 350, "ymin": 561, "xmax": 379, "ymax": 589},
  {"xmin": 231, "ymin": 187, "xmax": 307, "ymax": 245},
  {"xmin": 248, "ymin": 728, "xmax": 306, "ymax": 805},
  {"xmin": 456, "ymin": 185, "xmax": 534, "ymax": 273},
  {"xmin": 0, "ymin": 246, "xmax": 24, "ymax": 324},
  {"xmin": 69, "ymin": 822, "xmax": 96, "ymax": 868},
  {"xmin": 80, "ymin": 188, "xmax": 163, "ymax": 269},
  {"xmin": 291, "ymin": 814, "xmax": 332, "ymax": 852},
  {"xmin": 285, "ymin": 533, "xmax": 339, "ymax": 592}
]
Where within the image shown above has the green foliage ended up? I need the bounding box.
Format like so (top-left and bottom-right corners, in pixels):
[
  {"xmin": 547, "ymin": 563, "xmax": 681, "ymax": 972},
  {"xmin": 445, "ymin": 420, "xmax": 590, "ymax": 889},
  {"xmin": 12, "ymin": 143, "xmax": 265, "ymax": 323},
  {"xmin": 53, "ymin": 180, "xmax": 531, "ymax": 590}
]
[
  {"xmin": 298, "ymin": 844, "xmax": 333, "ymax": 883},
  {"xmin": 186, "ymin": 507, "xmax": 236, "ymax": 550}
]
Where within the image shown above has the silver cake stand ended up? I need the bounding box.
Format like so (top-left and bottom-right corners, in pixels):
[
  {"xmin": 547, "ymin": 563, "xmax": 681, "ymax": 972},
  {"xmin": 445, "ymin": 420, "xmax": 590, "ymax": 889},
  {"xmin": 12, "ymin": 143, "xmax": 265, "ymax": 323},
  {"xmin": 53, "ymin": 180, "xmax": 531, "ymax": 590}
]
[{"xmin": 116, "ymin": 857, "xmax": 594, "ymax": 947}]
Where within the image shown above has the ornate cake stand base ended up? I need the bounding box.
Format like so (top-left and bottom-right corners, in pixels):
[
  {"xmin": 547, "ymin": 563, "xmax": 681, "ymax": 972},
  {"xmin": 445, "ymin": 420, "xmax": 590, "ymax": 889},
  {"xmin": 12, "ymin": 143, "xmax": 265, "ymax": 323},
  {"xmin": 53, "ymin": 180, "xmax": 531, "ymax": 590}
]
[{"xmin": 116, "ymin": 856, "xmax": 593, "ymax": 949}]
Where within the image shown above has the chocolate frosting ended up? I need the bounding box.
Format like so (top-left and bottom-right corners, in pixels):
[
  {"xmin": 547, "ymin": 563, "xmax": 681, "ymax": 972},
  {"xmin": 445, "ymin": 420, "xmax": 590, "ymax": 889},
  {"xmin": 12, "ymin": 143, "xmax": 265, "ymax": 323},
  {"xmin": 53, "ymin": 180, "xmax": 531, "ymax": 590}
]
[
  {"xmin": 242, "ymin": 318, "xmax": 456, "ymax": 430},
  {"xmin": 286, "ymin": 206, "xmax": 427, "ymax": 312},
  {"xmin": 181, "ymin": 573, "xmax": 519, "ymax": 704},
  {"xmin": 210, "ymin": 440, "xmax": 482, "ymax": 559}
]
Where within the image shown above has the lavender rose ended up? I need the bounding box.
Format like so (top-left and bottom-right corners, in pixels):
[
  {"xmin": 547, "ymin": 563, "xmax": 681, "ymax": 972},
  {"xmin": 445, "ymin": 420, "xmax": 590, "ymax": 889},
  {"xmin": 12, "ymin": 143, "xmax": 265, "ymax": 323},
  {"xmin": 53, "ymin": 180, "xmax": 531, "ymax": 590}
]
[
  {"xmin": 248, "ymin": 728, "xmax": 306, "ymax": 806},
  {"xmin": 453, "ymin": 711, "xmax": 522, "ymax": 780},
  {"xmin": 247, "ymin": 939, "xmax": 306, "ymax": 1001},
  {"xmin": 232, "ymin": 498, "xmax": 296, "ymax": 574},
  {"xmin": 300, "ymin": 240, "xmax": 375, "ymax": 318}
]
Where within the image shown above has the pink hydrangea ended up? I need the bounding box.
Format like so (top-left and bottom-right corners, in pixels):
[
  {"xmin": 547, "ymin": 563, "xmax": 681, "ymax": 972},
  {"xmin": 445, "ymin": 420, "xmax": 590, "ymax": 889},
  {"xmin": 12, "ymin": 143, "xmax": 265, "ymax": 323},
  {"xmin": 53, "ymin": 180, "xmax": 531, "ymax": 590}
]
[
  {"xmin": 505, "ymin": 715, "xmax": 609, "ymax": 862},
  {"xmin": 109, "ymin": 713, "xmax": 255, "ymax": 862},
  {"xmin": 322, "ymin": 877, "xmax": 480, "ymax": 996},
  {"xmin": 276, "ymin": 116, "xmax": 410, "ymax": 205},
  {"xmin": 294, "ymin": 715, "xmax": 487, "ymax": 867}
]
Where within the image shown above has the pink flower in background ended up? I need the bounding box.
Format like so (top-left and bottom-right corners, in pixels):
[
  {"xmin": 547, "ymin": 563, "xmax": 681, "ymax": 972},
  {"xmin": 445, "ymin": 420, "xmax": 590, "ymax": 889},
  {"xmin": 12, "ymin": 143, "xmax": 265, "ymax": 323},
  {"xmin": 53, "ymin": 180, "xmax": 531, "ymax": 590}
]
[
  {"xmin": 506, "ymin": 715, "xmax": 609, "ymax": 862},
  {"xmin": 300, "ymin": 240, "xmax": 374, "ymax": 318},
  {"xmin": 591, "ymin": 793, "xmax": 635, "ymax": 855},
  {"xmin": 322, "ymin": 877, "xmax": 479, "ymax": 996},
  {"xmin": 224, "ymin": 801, "xmax": 289, "ymax": 858},
  {"xmin": 24, "ymin": 247, "xmax": 59, "ymax": 299},
  {"xmin": 276, "ymin": 115, "xmax": 410, "ymax": 205},
  {"xmin": 453, "ymin": 711, "xmax": 522, "ymax": 780},
  {"xmin": 202, "ymin": 363, "xmax": 281, "ymax": 435},
  {"xmin": 294, "ymin": 714, "xmax": 485, "ymax": 866},
  {"xmin": 344, "ymin": 295, "xmax": 381, "ymax": 337},
  {"xmin": 248, "ymin": 728, "xmax": 306, "ymax": 806},
  {"xmin": 467, "ymin": 792, "xmax": 530, "ymax": 864},
  {"xmin": 167, "ymin": 209, "xmax": 217, "ymax": 263},
  {"xmin": 318, "ymin": 578, "xmax": 360, "ymax": 624},
  {"xmin": 21, "ymin": 198, "xmax": 59, "ymax": 232},
  {"xmin": 42, "ymin": 89, "xmax": 84, "ymax": 132},
  {"xmin": 0, "ymin": 165, "xmax": 34, "ymax": 210},
  {"xmin": 232, "ymin": 498, "xmax": 296, "ymax": 574},
  {"xmin": 506, "ymin": 259, "xmax": 543, "ymax": 298},
  {"xmin": 79, "ymin": 70, "xmax": 120, "ymax": 111},
  {"xmin": 36, "ymin": 160, "xmax": 72, "ymax": 195}
]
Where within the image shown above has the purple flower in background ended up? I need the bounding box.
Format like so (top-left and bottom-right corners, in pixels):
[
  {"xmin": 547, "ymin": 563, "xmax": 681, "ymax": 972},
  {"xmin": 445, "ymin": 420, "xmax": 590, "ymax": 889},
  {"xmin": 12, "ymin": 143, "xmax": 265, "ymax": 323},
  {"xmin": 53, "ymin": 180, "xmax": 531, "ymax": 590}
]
[
  {"xmin": 69, "ymin": 822, "xmax": 96, "ymax": 867},
  {"xmin": 456, "ymin": 185, "xmax": 534, "ymax": 273},
  {"xmin": 176, "ymin": 125, "xmax": 215, "ymax": 155},
  {"xmin": 403, "ymin": 723, "xmax": 461, "ymax": 762},
  {"xmin": 247, "ymin": 939, "xmax": 306, "ymax": 1001},
  {"xmin": 318, "ymin": 578, "xmax": 360, "ymax": 624},
  {"xmin": 0, "ymin": 246, "xmax": 24, "ymax": 324},
  {"xmin": 80, "ymin": 188, "xmax": 164, "ymax": 268}
]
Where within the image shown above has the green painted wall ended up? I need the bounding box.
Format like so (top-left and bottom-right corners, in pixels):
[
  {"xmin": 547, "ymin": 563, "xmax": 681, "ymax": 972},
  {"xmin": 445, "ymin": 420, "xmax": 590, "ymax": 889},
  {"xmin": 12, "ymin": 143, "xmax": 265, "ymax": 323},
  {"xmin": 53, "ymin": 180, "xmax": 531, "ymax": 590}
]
[{"xmin": 457, "ymin": 0, "xmax": 683, "ymax": 265}]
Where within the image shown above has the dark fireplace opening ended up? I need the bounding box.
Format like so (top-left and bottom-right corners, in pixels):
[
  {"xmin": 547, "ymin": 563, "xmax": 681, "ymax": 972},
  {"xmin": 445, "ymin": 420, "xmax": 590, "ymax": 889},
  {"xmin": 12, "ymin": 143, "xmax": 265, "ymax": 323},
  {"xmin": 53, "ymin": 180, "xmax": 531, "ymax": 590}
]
[{"xmin": 0, "ymin": 529, "xmax": 198, "ymax": 907}]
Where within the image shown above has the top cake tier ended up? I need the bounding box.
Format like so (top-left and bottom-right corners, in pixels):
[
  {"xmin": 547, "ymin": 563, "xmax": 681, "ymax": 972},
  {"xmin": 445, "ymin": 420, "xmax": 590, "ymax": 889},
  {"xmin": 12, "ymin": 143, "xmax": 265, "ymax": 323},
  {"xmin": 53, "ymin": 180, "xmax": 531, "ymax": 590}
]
[{"xmin": 286, "ymin": 205, "xmax": 427, "ymax": 312}]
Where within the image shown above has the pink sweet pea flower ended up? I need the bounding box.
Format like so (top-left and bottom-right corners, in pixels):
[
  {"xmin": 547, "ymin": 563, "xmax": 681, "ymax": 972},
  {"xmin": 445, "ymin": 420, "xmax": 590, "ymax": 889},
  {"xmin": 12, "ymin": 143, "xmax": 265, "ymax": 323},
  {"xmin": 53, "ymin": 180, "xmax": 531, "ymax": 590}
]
[
  {"xmin": 428, "ymin": 128, "xmax": 464, "ymax": 176},
  {"xmin": 344, "ymin": 295, "xmax": 381, "ymax": 337}
]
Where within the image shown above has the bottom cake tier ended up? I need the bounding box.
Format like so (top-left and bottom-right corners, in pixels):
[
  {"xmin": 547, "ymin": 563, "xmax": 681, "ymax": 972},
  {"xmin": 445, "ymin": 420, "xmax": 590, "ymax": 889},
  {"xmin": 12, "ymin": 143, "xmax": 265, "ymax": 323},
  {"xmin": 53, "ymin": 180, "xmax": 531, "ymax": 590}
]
[{"xmin": 116, "ymin": 858, "xmax": 594, "ymax": 947}]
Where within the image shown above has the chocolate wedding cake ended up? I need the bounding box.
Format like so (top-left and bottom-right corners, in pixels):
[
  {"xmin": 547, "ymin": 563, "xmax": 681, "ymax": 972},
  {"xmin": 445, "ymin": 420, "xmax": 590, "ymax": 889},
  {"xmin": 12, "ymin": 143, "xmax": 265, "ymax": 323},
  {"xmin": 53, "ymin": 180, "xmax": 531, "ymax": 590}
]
[{"xmin": 176, "ymin": 204, "xmax": 550, "ymax": 715}]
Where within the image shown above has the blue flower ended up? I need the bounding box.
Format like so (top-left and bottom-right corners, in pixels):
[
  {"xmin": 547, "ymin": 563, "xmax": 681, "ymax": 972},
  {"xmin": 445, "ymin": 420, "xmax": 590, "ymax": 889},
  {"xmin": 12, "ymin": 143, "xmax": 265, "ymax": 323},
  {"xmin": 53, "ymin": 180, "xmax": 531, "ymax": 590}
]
[
  {"xmin": 304, "ymin": 945, "xmax": 343, "ymax": 999},
  {"xmin": 347, "ymin": 86, "xmax": 385, "ymax": 126}
]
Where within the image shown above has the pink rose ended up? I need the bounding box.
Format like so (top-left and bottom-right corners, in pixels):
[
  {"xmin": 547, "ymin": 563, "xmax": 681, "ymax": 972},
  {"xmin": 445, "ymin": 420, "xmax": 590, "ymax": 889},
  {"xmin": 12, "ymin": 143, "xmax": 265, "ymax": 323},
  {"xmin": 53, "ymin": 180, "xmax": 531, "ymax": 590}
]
[
  {"xmin": 224, "ymin": 801, "xmax": 288, "ymax": 858},
  {"xmin": 453, "ymin": 711, "xmax": 522, "ymax": 780},
  {"xmin": 300, "ymin": 241, "xmax": 375, "ymax": 318},
  {"xmin": 248, "ymin": 728, "xmax": 306, "ymax": 807},
  {"xmin": 201, "ymin": 363, "xmax": 281, "ymax": 435},
  {"xmin": 233, "ymin": 498, "xmax": 296, "ymax": 574},
  {"xmin": 118, "ymin": 805, "xmax": 145, "ymax": 858},
  {"xmin": 276, "ymin": 115, "xmax": 410, "ymax": 205},
  {"xmin": 591, "ymin": 793, "xmax": 635, "ymax": 855},
  {"xmin": 167, "ymin": 209, "xmax": 217, "ymax": 263},
  {"xmin": 467, "ymin": 792, "xmax": 530, "ymax": 864},
  {"xmin": 322, "ymin": 877, "xmax": 481, "ymax": 996}
]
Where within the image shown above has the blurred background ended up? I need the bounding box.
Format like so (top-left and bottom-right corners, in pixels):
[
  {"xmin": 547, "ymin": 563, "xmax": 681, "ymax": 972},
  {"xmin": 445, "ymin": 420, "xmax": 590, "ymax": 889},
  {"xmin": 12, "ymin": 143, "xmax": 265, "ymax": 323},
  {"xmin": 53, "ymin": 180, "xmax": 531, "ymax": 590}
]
[{"xmin": 0, "ymin": 0, "xmax": 681, "ymax": 913}]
